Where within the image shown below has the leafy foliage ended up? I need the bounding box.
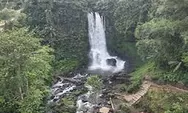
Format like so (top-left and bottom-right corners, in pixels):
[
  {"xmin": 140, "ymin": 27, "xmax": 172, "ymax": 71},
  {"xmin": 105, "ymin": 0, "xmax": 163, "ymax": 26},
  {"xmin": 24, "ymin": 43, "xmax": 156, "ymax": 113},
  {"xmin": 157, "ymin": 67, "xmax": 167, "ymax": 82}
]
[
  {"xmin": 136, "ymin": 89, "xmax": 188, "ymax": 113},
  {"xmin": 133, "ymin": 0, "xmax": 188, "ymax": 83},
  {"xmin": 54, "ymin": 59, "xmax": 79, "ymax": 75},
  {"xmin": 127, "ymin": 62, "xmax": 155, "ymax": 93},
  {"xmin": 25, "ymin": 0, "xmax": 89, "ymax": 70},
  {"xmin": 53, "ymin": 96, "xmax": 76, "ymax": 113},
  {"xmin": 182, "ymin": 52, "xmax": 188, "ymax": 67},
  {"xmin": 86, "ymin": 75, "xmax": 103, "ymax": 91},
  {"xmin": 0, "ymin": 8, "xmax": 26, "ymax": 29},
  {"xmin": 1, "ymin": 0, "xmax": 188, "ymax": 112},
  {"xmin": 0, "ymin": 28, "xmax": 54, "ymax": 113},
  {"xmin": 114, "ymin": 0, "xmax": 151, "ymax": 36},
  {"xmin": 135, "ymin": 19, "xmax": 184, "ymax": 64}
]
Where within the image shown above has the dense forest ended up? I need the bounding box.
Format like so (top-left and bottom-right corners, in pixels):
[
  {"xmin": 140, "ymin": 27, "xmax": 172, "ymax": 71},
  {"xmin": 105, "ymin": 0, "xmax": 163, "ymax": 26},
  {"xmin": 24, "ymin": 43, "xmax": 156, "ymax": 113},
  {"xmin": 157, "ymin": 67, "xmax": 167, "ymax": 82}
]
[{"xmin": 0, "ymin": 0, "xmax": 188, "ymax": 113}]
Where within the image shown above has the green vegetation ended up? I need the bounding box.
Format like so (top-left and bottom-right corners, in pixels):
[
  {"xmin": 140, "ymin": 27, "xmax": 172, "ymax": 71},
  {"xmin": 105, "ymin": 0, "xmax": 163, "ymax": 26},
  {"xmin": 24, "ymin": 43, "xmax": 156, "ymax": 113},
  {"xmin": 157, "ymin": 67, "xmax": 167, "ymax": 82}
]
[
  {"xmin": 0, "ymin": 28, "xmax": 54, "ymax": 113},
  {"xmin": 117, "ymin": 103, "xmax": 131, "ymax": 113},
  {"xmin": 25, "ymin": 0, "xmax": 89, "ymax": 75},
  {"xmin": 112, "ymin": 0, "xmax": 188, "ymax": 94},
  {"xmin": 86, "ymin": 75, "xmax": 103, "ymax": 91},
  {"xmin": 136, "ymin": 88, "xmax": 188, "ymax": 113},
  {"xmin": 0, "ymin": 8, "xmax": 26, "ymax": 29},
  {"xmin": 129, "ymin": 0, "xmax": 188, "ymax": 89},
  {"xmin": 86, "ymin": 75, "xmax": 103, "ymax": 104},
  {"xmin": 0, "ymin": 0, "xmax": 188, "ymax": 113},
  {"xmin": 54, "ymin": 59, "xmax": 79, "ymax": 75},
  {"xmin": 126, "ymin": 62, "xmax": 155, "ymax": 93},
  {"xmin": 52, "ymin": 96, "xmax": 77, "ymax": 113},
  {"xmin": 50, "ymin": 88, "xmax": 87, "ymax": 113}
]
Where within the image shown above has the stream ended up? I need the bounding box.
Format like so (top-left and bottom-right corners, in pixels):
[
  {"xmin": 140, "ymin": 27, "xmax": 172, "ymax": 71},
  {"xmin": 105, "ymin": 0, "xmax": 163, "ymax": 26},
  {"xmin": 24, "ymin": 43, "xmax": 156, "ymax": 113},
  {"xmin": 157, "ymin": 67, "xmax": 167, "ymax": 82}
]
[{"xmin": 48, "ymin": 12, "xmax": 126, "ymax": 113}]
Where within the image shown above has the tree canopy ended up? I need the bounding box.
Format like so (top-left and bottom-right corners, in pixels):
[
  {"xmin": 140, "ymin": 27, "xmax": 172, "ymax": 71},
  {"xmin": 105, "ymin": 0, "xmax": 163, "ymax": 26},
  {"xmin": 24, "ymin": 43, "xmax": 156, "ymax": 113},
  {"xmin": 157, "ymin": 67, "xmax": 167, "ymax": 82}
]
[{"xmin": 0, "ymin": 28, "xmax": 54, "ymax": 113}]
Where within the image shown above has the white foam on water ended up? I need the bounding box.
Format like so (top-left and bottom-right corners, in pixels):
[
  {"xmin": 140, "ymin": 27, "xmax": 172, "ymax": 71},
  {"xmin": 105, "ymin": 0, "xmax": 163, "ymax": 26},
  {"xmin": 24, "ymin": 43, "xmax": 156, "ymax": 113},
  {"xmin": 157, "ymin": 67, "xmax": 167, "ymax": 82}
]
[{"xmin": 88, "ymin": 12, "xmax": 125, "ymax": 73}]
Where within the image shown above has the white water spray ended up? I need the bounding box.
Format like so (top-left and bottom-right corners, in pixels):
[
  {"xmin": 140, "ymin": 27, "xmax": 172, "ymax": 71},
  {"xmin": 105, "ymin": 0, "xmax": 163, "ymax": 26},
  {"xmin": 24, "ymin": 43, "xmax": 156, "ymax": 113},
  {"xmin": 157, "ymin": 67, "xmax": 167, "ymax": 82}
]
[{"xmin": 88, "ymin": 12, "xmax": 125, "ymax": 73}]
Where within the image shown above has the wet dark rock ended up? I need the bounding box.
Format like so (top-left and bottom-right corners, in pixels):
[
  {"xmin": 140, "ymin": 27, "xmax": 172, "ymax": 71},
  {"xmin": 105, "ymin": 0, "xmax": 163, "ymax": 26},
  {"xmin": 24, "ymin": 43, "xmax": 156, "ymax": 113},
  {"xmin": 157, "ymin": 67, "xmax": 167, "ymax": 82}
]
[
  {"xmin": 59, "ymin": 95, "xmax": 65, "ymax": 99},
  {"xmin": 50, "ymin": 71, "xmax": 131, "ymax": 113},
  {"xmin": 79, "ymin": 95, "xmax": 88, "ymax": 103},
  {"xmin": 109, "ymin": 71, "xmax": 131, "ymax": 85},
  {"xmin": 54, "ymin": 89, "xmax": 62, "ymax": 94},
  {"xmin": 50, "ymin": 95, "xmax": 55, "ymax": 100},
  {"xmin": 53, "ymin": 98, "xmax": 58, "ymax": 102},
  {"xmin": 82, "ymin": 99, "xmax": 88, "ymax": 103},
  {"xmin": 106, "ymin": 58, "xmax": 117, "ymax": 66},
  {"xmin": 60, "ymin": 77, "xmax": 82, "ymax": 84},
  {"xmin": 102, "ymin": 89, "xmax": 111, "ymax": 95}
]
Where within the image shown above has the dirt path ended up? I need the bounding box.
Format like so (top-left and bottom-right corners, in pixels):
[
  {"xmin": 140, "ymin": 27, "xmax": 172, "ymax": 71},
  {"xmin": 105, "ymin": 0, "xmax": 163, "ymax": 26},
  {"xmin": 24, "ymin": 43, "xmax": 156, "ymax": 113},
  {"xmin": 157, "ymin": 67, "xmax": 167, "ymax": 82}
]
[{"xmin": 115, "ymin": 81, "xmax": 188, "ymax": 106}]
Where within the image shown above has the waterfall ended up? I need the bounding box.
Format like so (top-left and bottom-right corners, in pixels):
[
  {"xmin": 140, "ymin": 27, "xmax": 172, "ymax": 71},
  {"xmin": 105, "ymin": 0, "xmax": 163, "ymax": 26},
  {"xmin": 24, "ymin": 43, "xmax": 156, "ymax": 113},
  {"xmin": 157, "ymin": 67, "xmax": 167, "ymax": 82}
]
[
  {"xmin": 49, "ymin": 12, "xmax": 126, "ymax": 113},
  {"xmin": 88, "ymin": 12, "xmax": 125, "ymax": 73}
]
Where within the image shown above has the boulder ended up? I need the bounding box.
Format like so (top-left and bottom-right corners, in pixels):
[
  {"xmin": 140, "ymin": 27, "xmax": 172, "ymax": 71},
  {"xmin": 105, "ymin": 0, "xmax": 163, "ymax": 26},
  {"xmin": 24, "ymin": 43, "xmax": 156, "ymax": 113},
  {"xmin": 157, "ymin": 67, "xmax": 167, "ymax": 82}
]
[
  {"xmin": 99, "ymin": 107, "xmax": 110, "ymax": 113},
  {"xmin": 79, "ymin": 95, "xmax": 88, "ymax": 103},
  {"xmin": 106, "ymin": 58, "xmax": 117, "ymax": 66}
]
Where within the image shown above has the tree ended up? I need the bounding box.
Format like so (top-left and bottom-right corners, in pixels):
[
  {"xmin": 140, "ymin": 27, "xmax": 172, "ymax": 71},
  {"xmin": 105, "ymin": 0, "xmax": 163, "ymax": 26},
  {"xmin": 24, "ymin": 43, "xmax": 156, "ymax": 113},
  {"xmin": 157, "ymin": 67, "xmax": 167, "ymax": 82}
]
[
  {"xmin": 25, "ymin": 0, "xmax": 89, "ymax": 75},
  {"xmin": 135, "ymin": 0, "xmax": 188, "ymax": 70},
  {"xmin": 85, "ymin": 75, "xmax": 103, "ymax": 104},
  {"xmin": 0, "ymin": 8, "xmax": 26, "ymax": 30},
  {"xmin": 114, "ymin": 0, "xmax": 151, "ymax": 37},
  {"xmin": 0, "ymin": 28, "xmax": 54, "ymax": 113},
  {"xmin": 135, "ymin": 19, "xmax": 183, "ymax": 64}
]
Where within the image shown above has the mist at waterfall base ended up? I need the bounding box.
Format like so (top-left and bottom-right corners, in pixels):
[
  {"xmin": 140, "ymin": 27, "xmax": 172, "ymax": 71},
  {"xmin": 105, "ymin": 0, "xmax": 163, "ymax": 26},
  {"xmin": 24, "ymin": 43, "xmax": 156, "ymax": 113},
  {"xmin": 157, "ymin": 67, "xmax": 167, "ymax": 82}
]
[
  {"xmin": 88, "ymin": 12, "xmax": 125, "ymax": 74},
  {"xmin": 48, "ymin": 12, "xmax": 126, "ymax": 113}
]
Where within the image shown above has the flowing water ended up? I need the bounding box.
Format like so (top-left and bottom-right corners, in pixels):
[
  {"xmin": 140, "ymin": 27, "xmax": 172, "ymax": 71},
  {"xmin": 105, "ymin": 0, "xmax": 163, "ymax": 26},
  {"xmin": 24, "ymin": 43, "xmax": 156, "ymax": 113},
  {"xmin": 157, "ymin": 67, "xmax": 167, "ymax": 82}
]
[
  {"xmin": 88, "ymin": 12, "xmax": 125, "ymax": 73},
  {"xmin": 49, "ymin": 12, "xmax": 125, "ymax": 113},
  {"xmin": 48, "ymin": 74, "xmax": 86, "ymax": 104}
]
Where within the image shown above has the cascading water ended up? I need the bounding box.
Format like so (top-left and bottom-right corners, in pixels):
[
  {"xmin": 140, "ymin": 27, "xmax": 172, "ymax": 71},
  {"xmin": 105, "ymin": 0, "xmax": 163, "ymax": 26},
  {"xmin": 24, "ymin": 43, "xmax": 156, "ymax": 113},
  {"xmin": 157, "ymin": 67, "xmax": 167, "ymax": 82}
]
[
  {"xmin": 48, "ymin": 12, "xmax": 126, "ymax": 113},
  {"xmin": 88, "ymin": 12, "xmax": 125, "ymax": 73}
]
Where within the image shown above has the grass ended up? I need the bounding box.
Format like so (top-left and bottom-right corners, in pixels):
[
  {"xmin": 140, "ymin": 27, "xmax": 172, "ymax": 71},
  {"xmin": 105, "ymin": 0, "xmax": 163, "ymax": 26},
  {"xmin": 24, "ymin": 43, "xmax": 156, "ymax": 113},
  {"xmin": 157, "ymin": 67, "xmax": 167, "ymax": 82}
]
[
  {"xmin": 135, "ymin": 87, "xmax": 188, "ymax": 113},
  {"xmin": 126, "ymin": 61, "xmax": 155, "ymax": 93},
  {"xmin": 125, "ymin": 60, "xmax": 188, "ymax": 93}
]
